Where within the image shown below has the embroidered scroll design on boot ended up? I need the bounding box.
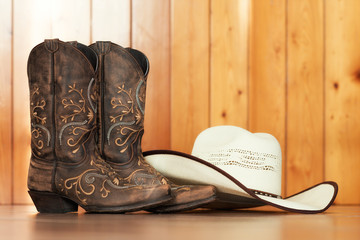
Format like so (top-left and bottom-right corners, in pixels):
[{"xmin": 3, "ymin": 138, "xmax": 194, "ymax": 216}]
[
  {"xmin": 59, "ymin": 83, "xmax": 94, "ymax": 153},
  {"xmin": 57, "ymin": 80, "xmax": 144, "ymax": 205},
  {"xmin": 30, "ymin": 86, "xmax": 50, "ymax": 156},
  {"xmin": 114, "ymin": 126, "xmax": 142, "ymax": 157},
  {"xmin": 58, "ymin": 155, "xmax": 141, "ymax": 205},
  {"xmin": 107, "ymin": 83, "xmax": 143, "ymax": 152},
  {"xmin": 60, "ymin": 83, "xmax": 89, "ymax": 123},
  {"xmin": 107, "ymin": 84, "xmax": 142, "ymax": 156},
  {"xmin": 109, "ymin": 84, "xmax": 134, "ymax": 123},
  {"xmin": 106, "ymin": 82, "xmax": 164, "ymax": 186}
]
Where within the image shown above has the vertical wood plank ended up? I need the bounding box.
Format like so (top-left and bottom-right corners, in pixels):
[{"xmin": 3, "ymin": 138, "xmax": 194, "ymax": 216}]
[
  {"xmin": 132, "ymin": 0, "xmax": 171, "ymax": 150},
  {"xmin": 92, "ymin": 0, "xmax": 131, "ymax": 46},
  {"xmin": 286, "ymin": 0, "xmax": 324, "ymax": 196},
  {"xmin": 170, "ymin": 0, "xmax": 210, "ymax": 153},
  {"xmin": 0, "ymin": 0, "xmax": 12, "ymax": 204},
  {"xmin": 248, "ymin": 0, "xmax": 286, "ymax": 195},
  {"xmin": 326, "ymin": 0, "xmax": 360, "ymax": 204},
  {"xmin": 210, "ymin": 0, "xmax": 249, "ymax": 127},
  {"xmin": 51, "ymin": 0, "xmax": 91, "ymax": 44},
  {"xmin": 13, "ymin": 0, "xmax": 52, "ymax": 204}
]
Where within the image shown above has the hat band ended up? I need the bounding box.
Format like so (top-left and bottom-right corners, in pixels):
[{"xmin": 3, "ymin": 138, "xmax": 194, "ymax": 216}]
[{"xmin": 250, "ymin": 189, "xmax": 282, "ymax": 199}]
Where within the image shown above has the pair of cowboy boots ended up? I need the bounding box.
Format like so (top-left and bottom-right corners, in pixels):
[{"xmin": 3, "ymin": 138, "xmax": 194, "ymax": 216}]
[{"xmin": 27, "ymin": 39, "xmax": 215, "ymax": 213}]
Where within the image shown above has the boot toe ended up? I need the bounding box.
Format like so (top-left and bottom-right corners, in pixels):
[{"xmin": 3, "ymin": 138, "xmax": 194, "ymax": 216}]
[{"xmin": 147, "ymin": 185, "xmax": 216, "ymax": 213}]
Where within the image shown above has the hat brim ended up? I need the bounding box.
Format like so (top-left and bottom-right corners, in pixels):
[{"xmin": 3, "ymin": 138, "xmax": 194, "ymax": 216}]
[{"xmin": 144, "ymin": 150, "xmax": 338, "ymax": 214}]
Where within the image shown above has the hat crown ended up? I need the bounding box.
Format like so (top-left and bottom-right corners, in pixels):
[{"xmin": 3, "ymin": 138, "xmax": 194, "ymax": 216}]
[{"xmin": 191, "ymin": 126, "xmax": 282, "ymax": 196}]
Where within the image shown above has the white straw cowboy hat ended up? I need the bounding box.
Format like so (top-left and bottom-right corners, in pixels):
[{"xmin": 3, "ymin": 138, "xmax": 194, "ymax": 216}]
[{"xmin": 144, "ymin": 126, "xmax": 338, "ymax": 213}]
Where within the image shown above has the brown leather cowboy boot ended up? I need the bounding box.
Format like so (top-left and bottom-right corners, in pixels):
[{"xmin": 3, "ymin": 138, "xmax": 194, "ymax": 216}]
[
  {"xmin": 27, "ymin": 39, "xmax": 171, "ymax": 213},
  {"xmin": 89, "ymin": 41, "xmax": 216, "ymax": 213}
]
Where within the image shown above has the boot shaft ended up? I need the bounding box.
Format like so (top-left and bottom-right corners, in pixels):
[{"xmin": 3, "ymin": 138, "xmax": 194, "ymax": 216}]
[
  {"xmin": 89, "ymin": 42, "xmax": 149, "ymax": 166},
  {"xmin": 28, "ymin": 39, "xmax": 98, "ymax": 164}
]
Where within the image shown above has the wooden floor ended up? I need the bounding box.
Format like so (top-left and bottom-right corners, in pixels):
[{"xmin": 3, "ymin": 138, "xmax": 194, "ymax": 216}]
[{"xmin": 0, "ymin": 205, "xmax": 359, "ymax": 240}]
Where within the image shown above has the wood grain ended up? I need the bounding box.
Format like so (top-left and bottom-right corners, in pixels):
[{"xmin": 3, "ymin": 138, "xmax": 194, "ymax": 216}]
[
  {"xmin": 170, "ymin": 0, "xmax": 210, "ymax": 153},
  {"xmin": 248, "ymin": 0, "xmax": 286, "ymax": 195},
  {"xmin": 132, "ymin": 0, "xmax": 171, "ymax": 151},
  {"xmin": 1, "ymin": 205, "xmax": 359, "ymax": 240},
  {"xmin": 0, "ymin": 0, "xmax": 12, "ymax": 204},
  {"xmin": 50, "ymin": 0, "xmax": 91, "ymax": 44},
  {"xmin": 286, "ymin": 0, "xmax": 324, "ymax": 196},
  {"xmin": 92, "ymin": 0, "xmax": 131, "ymax": 46},
  {"xmin": 210, "ymin": 0, "xmax": 249, "ymax": 127},
  {"xmin": 325, "ymin": 0, "xmax": 360, "ymax": 204}
]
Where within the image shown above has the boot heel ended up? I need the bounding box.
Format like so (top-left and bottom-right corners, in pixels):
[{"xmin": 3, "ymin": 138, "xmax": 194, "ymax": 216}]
[{"xmin": 28, "ymin": 190, "xmax": 78, "ymax": 213}]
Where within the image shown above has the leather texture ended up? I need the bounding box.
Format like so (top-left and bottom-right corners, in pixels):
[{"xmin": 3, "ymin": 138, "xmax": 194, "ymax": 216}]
[
  {"xmin": 89, "ymin": 41, "xmax": 167, "ymax": 184},
  {"xmin": 89, "ymin": 41, "xmax": 216, "ymax": 212},
  {"xmin": 27, "ymin": 39, "xmax": 171, "ymax": 212}
]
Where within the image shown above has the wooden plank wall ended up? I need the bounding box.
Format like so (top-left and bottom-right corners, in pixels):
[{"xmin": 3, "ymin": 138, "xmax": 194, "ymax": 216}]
[
  {"xmin": 325, "ymin": 0, "xmax": 360, "ymax": 204},
  {"xmin": 171, "ymin": 0, "xmax": 209, "ymax": 152},
  {"xmin": 0, "ymin": 0, "xmax": 12, "ymax": 204},
  {"xmin": 0, "ymin": 0, "xmax": 359, "ymax": 205},
  {"xmin": 132, "ymin": 0, "xmax": 171, "ymax": 151},
  {"xmin": 249, "ymin": 0, "xmax": 287, "ymax": 195},
  {"xmin": 287, "ymin": 0, "xmax": 325, "ymax": 197}
]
